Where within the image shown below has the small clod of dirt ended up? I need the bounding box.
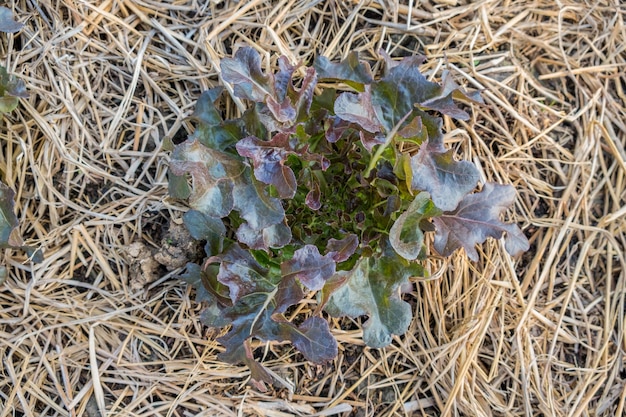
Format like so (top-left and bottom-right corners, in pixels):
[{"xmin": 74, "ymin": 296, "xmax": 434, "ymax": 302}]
[{"xmin": 125, "ymin": 220, "xmax": 204, "ymax": 291}]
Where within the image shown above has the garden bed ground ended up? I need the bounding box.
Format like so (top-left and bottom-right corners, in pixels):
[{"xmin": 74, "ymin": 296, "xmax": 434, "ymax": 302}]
[{"xmin": 1, "ymin": 0, "xmax": 625, "ymax": 416}]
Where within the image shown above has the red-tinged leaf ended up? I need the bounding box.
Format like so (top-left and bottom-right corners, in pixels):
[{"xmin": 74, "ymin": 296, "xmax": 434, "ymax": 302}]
[
  {"xmin": 169, "ymin": 140, "xmax": 238, "ymax": 218},
  {"xmin": 215, "ymin": 289, "xmax": 336, "ymax": 389},
  {"xmin": 255, "ymin": 100, "xmax": 292, "ymax": 133},
  {"xmin": 420, "ymin": 97, "xmax": 469, "ymax": 120},
  {"xmin": 359, "ymin": 130, "xmax": 386, "ymax": 152},
  {"xmin": 410, "ymin": 142, "xmax": 480, "ymax": 211},
  {"xmin": 314, "ymin": 272, "xmax": 351, "ymax": 315},
  {"xmin": 416, "ymin": 110, "xmax": 446, "ymax": 149},
  {"xmin": 183, "ymin": 209, "xmax": 225, "ymax": 256},
  {"xmin": 266, "ymin": 96, "xmax": 296, "ymax": 123},
  {"xmin": 274, "ymin": 276, "xmax": 304, "ymax": 314},
  {"xmin": 370, "ymin": 55, "xmax": 440, "ymax": 133},
  {"xmin": 0, "ymin": 7, "xmax": 23, "ymax": 33},
  {"xmin": 271, "ymin": 60, "xmax": 318, "ymax": 126},
  {"xmin": 222, "ymin": 49, "xmax": 318, "ymax": 129},
  {"xmin": 282, "ymin": 317, "xmax": 337, "ymax": 364},
  {"xmin": 305, "ymin": 152, "xmax": 330, "ymax": 171},
  {"xmin": 200, "ymin": 300, "xmax": 229, "ymax": 328},
  {"xmin": 292, "ymin": 66, "xmax": 318, "ymax": 122},
  {"xmin": 271, "ymin": 57, "xmax": 318, "ymax": 123},
  {"xmin": 182, "ymin": 263, "xmax": 216, "ymax": 304},
  {"xmin": 241, "ymin": 106, "xmax": 268, "ymax": 140},
  {"xmin": 190, "ymin": 89, "xmax": 244, "ymax": 152},
  {"xmin": 215, "ymin": 293, "xmax": 276, "ymax": 385},
  {"xmin": 274, "ymin": 56, "xmax": 296, "ymax": 102},
  {"xmin": 213, "ymin": 244, "xmax": 274, "ymax": 302},
  {"xmin": 236, "ymin": 222, "xmax": 292, "ymax": 251},
  {"xmin": 326, "ymin": 234, "xmax": 359, "ymax": 263},
  {"xmin": 397, "ymin": 115, "xmax": 428, "ymax": 145},
  {"xmin": 378, "ymin": 49, "xmax": 408, "ymax": 72},
  {"xmin": 305, "ymin": 179, "xmax": 321, "ymax": 210},
  {"xmin": 312, "ymin": 86, "xmax": 336, "ymax": 113},
  {"xmin": 183, "ymin": 209, "xmax": 226, "ymax": 240},
  {"xmin": 324, "ymin": 245, "xmax": 423, "ymax": 348},
  {"xmin": 236, "ymin": 134, "xmax": 297, "ymax": 199},
  {"xmin": 314, "ymin": 52, "xmax": 374, "ymax": 87},
  {"xmin": 221, "ymin": 47, "xmax": 273, "ymax": 102},
  {"xmin": 324, "ymin": 116, "xmax": 352, "ymax": 143},
  {"xmin": 244, "ymin": 341, "xmax": 273, "ymax": 392},
  {"xmin": 334, "ymin": 88, "xmax": 382, "ymax": 133},
  {"xmin": 192, "ymin": 87, "xmax": 224, "ymax": 126},
  {"xmin": 232, "ymin": 175, "xmax": 285, "ymax": 231},
  {"xmin": 281, "ymin": 245, "xmax": 336, "ymax": 291},
  {"xmin": 369, "ymin": 54, "xmax": 481, "ymax": 134},
  {"xmin": 389, "ymin": 193, "xmax": 442, "ymax": 261},
  {"xmin": 265, "ymin": 58, "xmax": 297, "ymax": 123},
  {"xmin": 383, "ymin": 194, "xmax": 402, "ymax": 217},
  {"xmin": 420, "ymin": 70, "xmax": 484, "ymax": 121},
  {"xmin": 432, "ymin": 183, "xmax": 530, "ymax": 261}
]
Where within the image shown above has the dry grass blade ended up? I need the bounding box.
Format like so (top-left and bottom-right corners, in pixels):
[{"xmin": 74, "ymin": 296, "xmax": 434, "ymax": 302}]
[{"xmin": 0, "ymin": 0, "xmax": 625, "ymax": 416}]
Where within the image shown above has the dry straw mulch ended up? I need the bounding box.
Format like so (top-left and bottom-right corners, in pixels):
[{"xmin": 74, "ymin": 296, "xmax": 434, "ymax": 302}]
[{"xmin": 1, "ymin": 0, "xmax": 625, "ymax": 416}]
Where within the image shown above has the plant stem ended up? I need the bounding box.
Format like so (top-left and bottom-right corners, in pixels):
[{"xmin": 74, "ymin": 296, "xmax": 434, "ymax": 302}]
[{"xmin": 364, "ymin": 110, "xmax": 413, "ymax": 177}]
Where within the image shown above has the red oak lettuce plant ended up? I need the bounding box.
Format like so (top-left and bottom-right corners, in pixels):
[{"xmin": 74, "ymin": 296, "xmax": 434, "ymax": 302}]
[{"xmin": 168, "ymin": 48, "xmax": 529, "ymax": 390}]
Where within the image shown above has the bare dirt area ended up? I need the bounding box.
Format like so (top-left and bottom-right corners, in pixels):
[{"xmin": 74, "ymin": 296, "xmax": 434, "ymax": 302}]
[{"xmin": 1, "ymin": 1, "xmax": 625, "ymax": 416}]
